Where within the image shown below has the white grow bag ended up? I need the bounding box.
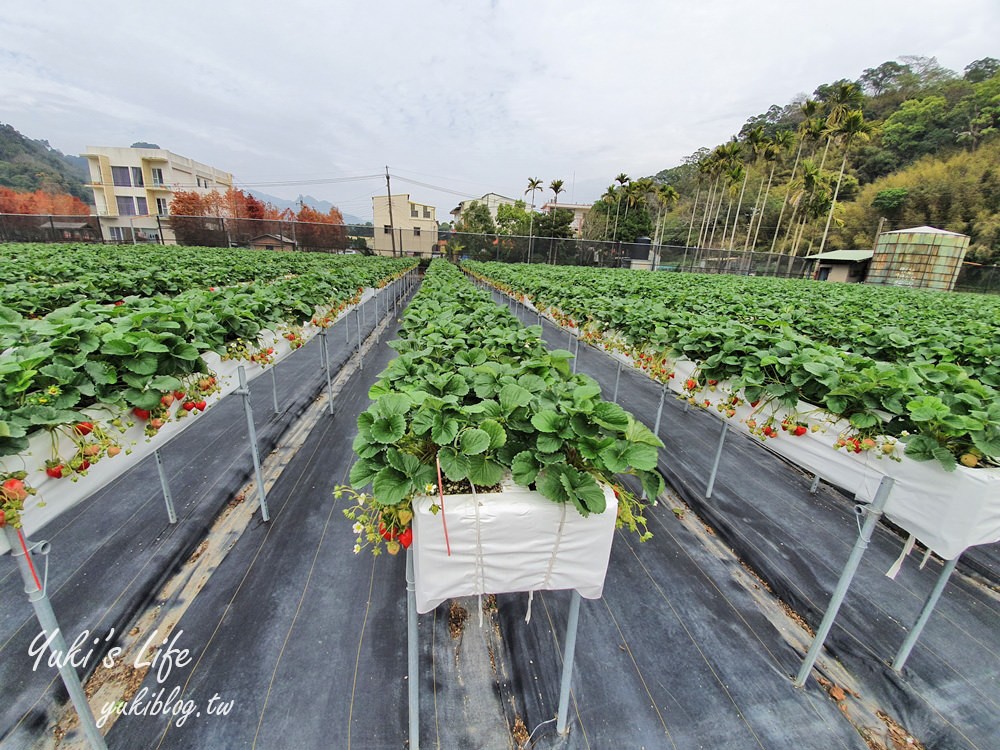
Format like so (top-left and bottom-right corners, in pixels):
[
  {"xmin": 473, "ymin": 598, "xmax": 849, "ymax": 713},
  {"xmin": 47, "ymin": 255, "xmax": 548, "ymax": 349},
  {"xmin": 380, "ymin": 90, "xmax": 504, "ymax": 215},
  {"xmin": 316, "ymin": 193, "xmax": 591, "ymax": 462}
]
[
  {"xmin": 503, "ymin": 289, "xmax": 1000, "ymax": 561},
  {"xmin": 411, "ymin": 476, "xmax": 617, "ymax": 614}
]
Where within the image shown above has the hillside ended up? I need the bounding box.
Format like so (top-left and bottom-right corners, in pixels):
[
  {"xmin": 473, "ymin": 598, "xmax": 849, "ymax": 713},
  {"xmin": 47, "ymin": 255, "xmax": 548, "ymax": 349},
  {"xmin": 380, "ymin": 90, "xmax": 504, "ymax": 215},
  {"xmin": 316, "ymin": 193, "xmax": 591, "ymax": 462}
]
[
  {"xmin": 640, "ymin": 56, "xmax": 1000, "ymax": 264},
  {"xmin": 0, "ymin": 123, "xmax": 91, "ymax": 203},
  {"xmin": 247, "ymin": 190, "xmax": 366, "ymax": 225}
]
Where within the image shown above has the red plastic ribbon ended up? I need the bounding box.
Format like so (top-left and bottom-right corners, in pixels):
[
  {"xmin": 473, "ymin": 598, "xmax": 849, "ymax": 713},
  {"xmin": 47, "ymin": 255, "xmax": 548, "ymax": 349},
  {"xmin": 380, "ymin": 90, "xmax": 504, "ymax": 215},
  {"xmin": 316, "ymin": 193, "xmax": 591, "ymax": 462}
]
[
  {"xmin": 18, "ymin": 527, "xmax": 42, "ymax": 592},
  {"xmin": 435, "ymin": 453, "xmax": 452, "ymax": 557}
]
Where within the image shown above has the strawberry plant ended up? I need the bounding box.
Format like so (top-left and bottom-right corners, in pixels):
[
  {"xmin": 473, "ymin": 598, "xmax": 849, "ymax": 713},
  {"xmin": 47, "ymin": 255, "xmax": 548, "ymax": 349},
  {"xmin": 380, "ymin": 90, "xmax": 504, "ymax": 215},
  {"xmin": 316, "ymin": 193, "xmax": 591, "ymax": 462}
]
[{"xmin": 339, "ymin": 261, "xmax": 664, "ymax": 556}]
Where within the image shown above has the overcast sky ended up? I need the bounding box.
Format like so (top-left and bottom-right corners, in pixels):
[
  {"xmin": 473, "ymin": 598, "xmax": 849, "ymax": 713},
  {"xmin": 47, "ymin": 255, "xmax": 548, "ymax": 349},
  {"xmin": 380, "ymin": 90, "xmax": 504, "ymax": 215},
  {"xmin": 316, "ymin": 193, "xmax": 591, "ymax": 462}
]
[{"xmin": 2, "ymin": 1, "xmax": 998, "ymax": 220}]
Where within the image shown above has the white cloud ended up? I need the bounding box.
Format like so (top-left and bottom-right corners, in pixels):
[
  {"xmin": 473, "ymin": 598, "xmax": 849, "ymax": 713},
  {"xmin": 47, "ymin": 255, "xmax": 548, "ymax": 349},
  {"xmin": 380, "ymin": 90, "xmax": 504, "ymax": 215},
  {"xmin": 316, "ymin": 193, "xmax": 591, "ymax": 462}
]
[{"xmin": 1, "ymin": 0, "xmax": 998, "ymax": 214}]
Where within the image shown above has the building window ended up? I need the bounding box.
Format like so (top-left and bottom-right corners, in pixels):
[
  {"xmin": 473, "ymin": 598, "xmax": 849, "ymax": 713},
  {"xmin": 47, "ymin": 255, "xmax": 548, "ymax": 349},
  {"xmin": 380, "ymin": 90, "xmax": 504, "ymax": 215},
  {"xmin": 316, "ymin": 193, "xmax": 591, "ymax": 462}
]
[
  {"xmin": 131, "ymin": 167, "xmax": 144, "ymax": 187},
  {"xmin": 383, "ymin": 225, "xmax": 392, "ymax": 234},
  {"xmin": 413, "ymin": 227, "xmax": 421, "ymax": 237},
  {"xmin": 109, "ymin": 226, "xmax": 126, "ymax": 241},
  {"xmin": 410, "ymin": 205, "xmax": 418, "ymax": 218},
  {"xmin": 111, "ymin": 166, "xmax": 131, "ymax": 187},
  {"xmin": 136, "ymin": 197, "xmax": 148, "ymax": 215},
  {"xmin": 423, "ymin": 207, "xmax": 431, "ymax": 218},
  {"xmin": 151, "ymin": 168, "xmax": 164, "ymax": 186},
  {"xmin": 116, "ymin": 196, "xmax": 136, "ymax": 216},
  {"xmin": 156, "ymin": 198, "xmax": 169, "ymax": 215}
]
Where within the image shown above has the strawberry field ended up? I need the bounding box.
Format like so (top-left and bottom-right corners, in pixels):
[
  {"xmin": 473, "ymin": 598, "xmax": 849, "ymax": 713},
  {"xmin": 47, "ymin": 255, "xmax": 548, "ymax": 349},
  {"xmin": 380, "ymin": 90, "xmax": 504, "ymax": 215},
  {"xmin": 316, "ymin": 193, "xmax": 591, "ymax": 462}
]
[
  {"xmin": 0, "ymin": 243, "xmax": 414, "ymax": 530},
  {"xmin": 465, "ymin": 262, "xmax": 1000, "ymax": 472}
]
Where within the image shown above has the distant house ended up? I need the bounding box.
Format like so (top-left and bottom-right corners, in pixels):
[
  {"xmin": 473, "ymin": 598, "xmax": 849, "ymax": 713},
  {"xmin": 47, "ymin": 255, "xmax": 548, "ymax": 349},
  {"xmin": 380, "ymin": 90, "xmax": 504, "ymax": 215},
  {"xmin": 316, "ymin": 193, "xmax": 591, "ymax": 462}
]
[
  {"xmin": 450, "ymin": 192, "xmax": 518, "ymax": 225},
  {"xmin": 84, "ymin": 145, "xmax": 233, "ymax": 244},
  {"xmin": 541, "ymin": 202, "xmax": 591, "ymax": 238},
  {"xmin": 249, "ymin": 234, "xmax": 296, "ymax": 252},
  {"xmin": 373, "ymin": 194, "xmax": 437, "ymax": 257},
  {"xmin": 804, "ymin": 249, "xmax": 873, "ymax": 283}
]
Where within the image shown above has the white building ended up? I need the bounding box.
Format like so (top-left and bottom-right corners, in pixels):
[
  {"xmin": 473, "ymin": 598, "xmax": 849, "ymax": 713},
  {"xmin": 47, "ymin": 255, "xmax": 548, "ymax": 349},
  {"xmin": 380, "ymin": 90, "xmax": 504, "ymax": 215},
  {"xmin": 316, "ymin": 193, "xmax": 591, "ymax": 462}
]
[
  {"xmin": 450, "ymin": 192, "xmax": 518, "ymax": 225},
  {"xmin": 84, "ymin": 146, "xmax": 233, "ymax": 243},
  {"xmin": 541, "ymin": 201, "xmax": 591, "ymax": 238}
]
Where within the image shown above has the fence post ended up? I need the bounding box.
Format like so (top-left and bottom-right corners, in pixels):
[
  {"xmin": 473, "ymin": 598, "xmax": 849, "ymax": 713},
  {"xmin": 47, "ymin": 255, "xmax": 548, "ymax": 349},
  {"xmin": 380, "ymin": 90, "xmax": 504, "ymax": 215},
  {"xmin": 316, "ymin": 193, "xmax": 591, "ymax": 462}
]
[
  {"xmin": 556, "ymin": 591, "xmax": 583, "ymax": 734},
  {"xmin": 154, "ymin": 449, "xmax": 177, "ymax": 523},
  {"xmin": 236, "ymin": 366, "xmax": 270, "ymax": 522}
]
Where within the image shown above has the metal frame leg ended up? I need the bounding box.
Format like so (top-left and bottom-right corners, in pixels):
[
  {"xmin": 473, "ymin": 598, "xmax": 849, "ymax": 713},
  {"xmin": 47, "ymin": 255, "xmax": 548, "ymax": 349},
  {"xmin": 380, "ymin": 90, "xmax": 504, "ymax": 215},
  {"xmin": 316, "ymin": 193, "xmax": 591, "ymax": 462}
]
[
  {"xmin": 613, "ymin": 362, "xmax": 622, "ymax": 404},
  {"xmin": 556, "ymin": 591, "xmax": 582, "ymax": 734},
  {"xmin": 705, "ymin": 422, "xmax": 728, "ymax": 499},
  {"xmin": 320, "ymin": 330, "xmax": 334, "ymax": 416},
  {"xmin": 355, "ymin": 307, "xmax": 363, "ymax": 369},
  {"xmin": 795, "ymin": 476, "xmax": 894, "ymax": 686},
  {"xmin": 154, "ymin": 449, "xmax": 177, "ymax": 524},
  {"xmin": 270, "ymin": 366, "xmax": 279, "ymax": 414},
  {"xmin": 4, "ymin": 526, "xmax": 108, "ymax": 750},
  {"xmin": 406, "ymin": 549, "xmax": 419, "ymax": 749},
  {"xmin": 809, "ymin": 474, "xmax": 821, "ymax": 494},
  {"xmin": 892, "ymin": 555, "xmax": 960, "ymax": 670},
  {"xmin": 237, "ymin": 366, "xmax": 270, "ymax": 522},
  {"xmin": 653, "ymin": 384, "xmax": 666, "ymax": 437}
]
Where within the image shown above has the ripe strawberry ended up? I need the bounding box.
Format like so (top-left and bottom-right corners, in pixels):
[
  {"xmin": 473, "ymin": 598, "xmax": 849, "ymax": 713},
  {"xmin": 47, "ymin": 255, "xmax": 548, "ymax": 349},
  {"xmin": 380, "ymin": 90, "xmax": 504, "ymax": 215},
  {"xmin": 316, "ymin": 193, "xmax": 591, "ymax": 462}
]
[
  {"xmin": 708, "ymin": 379, "xmax": 718, "ymax": 386},
  {"xmin": 114, "ymin": 300, "xmax": 125, "ymax": 306},
  {"xmin": 793, "ymin": 425, "xmax": 808, "ymax": 437},
  {"xmin": 398, "ymin": 527, "xmax": 413, "ymax": 549},
  {"xmin": 173, "ymin": 390, "xmax": 185, "ymax": 400},
  {"xmin": 2, "ymin": 478, "xmax": 28, "ymax": 501},
  {"xmin": 74, "ymin": 421, "xmax": 94, "ymax": 436},
  {"xmin": 182, "ymin": 401, "xmax": 196, "ymax": 412},
  {"xmin": 133, "ymin": 408, "xmax": 150, "ymax": 420},
  {"xmin": 198, "ymin": 378, "xmax": 213, "ymax": 390},
  {"xmin": 194, "ymin": 400, "xmax": 207, "ymax": 411},
  {"xmin": 378, "ymin": 522, "xmax": 397, "ymax": 541},
  {"xmin": 0, "ymin": 509, "xmax": 5, "ymax": 526},
  {"xmin": 749, "ymin": 400, "xmax": 760, "ymax": 407},
  {"xmin": 685, "ymin": 378, "xmax": 697, "ymax": 390},
  {"xmin": 46, "ymin": 465, "xmax": 66, "ymax": 479}
]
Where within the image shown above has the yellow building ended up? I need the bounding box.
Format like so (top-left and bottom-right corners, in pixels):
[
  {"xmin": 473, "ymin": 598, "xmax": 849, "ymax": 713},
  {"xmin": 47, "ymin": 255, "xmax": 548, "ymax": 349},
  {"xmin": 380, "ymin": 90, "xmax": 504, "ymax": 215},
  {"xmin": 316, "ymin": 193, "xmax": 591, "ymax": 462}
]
[
  {"xmin": 372, "ymin": 194, "xmax": 437, "ymax": 257},
  {"xmin": 84, "ymin": 146, "xmax": 233, "ymax": 243}
]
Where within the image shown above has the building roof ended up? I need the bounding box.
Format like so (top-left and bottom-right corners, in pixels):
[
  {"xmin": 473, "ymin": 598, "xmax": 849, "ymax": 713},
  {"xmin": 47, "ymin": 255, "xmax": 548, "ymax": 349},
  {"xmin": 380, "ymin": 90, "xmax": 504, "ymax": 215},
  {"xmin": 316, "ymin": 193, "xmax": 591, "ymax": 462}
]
[
  {"xmin": 804, "ymin": 249, "xmax": 874, "ymax": 261},
  {"xmin": 249, "ymin": 234, "xmax": 295, "ymax": 244},
  {"xmin": 881, "ymin": 225, "xmax": 968, "ymax": 236}
]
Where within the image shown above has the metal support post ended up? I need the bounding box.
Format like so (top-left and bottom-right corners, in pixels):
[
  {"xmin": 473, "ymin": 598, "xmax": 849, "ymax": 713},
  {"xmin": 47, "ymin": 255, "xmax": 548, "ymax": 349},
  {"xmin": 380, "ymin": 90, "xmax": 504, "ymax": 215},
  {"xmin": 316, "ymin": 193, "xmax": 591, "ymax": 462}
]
[
  {"xmin": 269, "ymin": 367, "xmax": 280, "ymax": 414},
  {"xmin": 892, "ymin": 555, "xmax": 960, "ymax": 670},
  {"xmin": 705, "ymin": 422, "xmax": 729, "ymax": 499},
  {"xmin": 154, "ymin": 449, "xmax": 177, "ymax": 523},
  {"xmin": 319, "ymin": 330, "xmax": 335, "ymax": 415},
  {"xmin": 572, "ymin": 336, "xmax": 580, "ymax": 374},
  {"xmin": 613, "ymin": 362, "xmax": 622, "ymax": 404},
  {"xmin": 3, "ymin": 526, "xmax": 109, "ymax": 750},
  {"xmin": 653, "ymin": 384, "xmax": 667, "ymax": 438},
  {"xmin": 795, "ymin": 476, "xmax": 894, "ymax": 687},
  {"xmin": 236, "ymin": 366, "xmax": 270, "ymax": 522},
  {"xmin": 406, "ymin": 549, "xmax": 419, "ymax": 749},
  {"xmin": 809, "ymin": 474, "xmax": 821, "ymax": 494},
  {"xmin": 556, "ymin": 590, "xmax": 583, "ymax": 735}
]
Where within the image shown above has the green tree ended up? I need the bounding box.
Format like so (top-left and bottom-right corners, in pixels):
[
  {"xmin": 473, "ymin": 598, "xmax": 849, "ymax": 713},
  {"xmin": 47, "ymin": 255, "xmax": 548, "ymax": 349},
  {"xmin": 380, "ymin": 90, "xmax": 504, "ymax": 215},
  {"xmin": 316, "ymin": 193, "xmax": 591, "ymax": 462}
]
[
  {"xmin": 547, "ymin": 179, "xmax": 566, "ymax": 263},
  {"xmin": 964, "ymin": 57, "xmax": 1000, "ymax": 84},
  {"xmin": 525, "ymin": 177, "xmax": 543, "ymax": 262},
  {"xmin": 859, "ymin": 61, "xmax": 911, "ymax": 96},
  {"xmin": 612, "ymin": 172, "xmax": 629, "ymax": 242},
  {"xmin": 881, "ymin": 95, "xmax": 954, "ymax": 161},
  {"xmin": 454, "ymin": 201, "xmax": 496, "ymax": 259},
  {"xmin": 818, "ymin": 110, "xmax": 872, "ymax": 252},
  {"xmin": 872, "ymin": 187, "xmax": 909, "ymax": 220},
  {"xmin": 496, "ymin": 200, "xmax": 533, "ymax": 236}
]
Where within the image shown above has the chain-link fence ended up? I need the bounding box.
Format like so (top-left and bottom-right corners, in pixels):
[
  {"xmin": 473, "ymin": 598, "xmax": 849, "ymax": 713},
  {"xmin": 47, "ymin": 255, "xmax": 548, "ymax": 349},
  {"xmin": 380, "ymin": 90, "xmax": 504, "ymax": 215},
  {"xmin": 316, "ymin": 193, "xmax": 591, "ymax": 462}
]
[{"xmin": 446, "ymin": 231, "xmax": 814, "ymax": 278}]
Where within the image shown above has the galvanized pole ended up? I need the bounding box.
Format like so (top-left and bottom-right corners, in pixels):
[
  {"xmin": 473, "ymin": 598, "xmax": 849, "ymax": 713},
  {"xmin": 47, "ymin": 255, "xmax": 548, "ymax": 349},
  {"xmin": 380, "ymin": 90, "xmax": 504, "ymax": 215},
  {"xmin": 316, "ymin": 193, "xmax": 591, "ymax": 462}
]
[
  {"xmin": 406, "ymin": 548, "xmax": 419, "ymax": 750},
  {"xmin": 572, "ymin": 336, "xmax": 580, "ymax": 374},
  {"xmin": 653, "ymin": 384, "xmax": 667, "ymax": 437},
  {"xmin": 269, "ymin": 366, "xmax": 280, "ymax": 414},
  {"xmin": 892, "ymin": 555, "xmax": 960, "ymax": 671},
  {"xmin": 556, "ymin": 590, "xmax": 583, "ymax": 735},
  {"xmin": 613, "ymin": 362, "xmax": 622, "ymax": 403},
  {"xmin": 355, "ymin": 307, "xmax": 363, "ymax": 369},
  {"xmin": 236, "ymin": 366, "xmax": 270, "ymax": 522},
  {"xmin": 795, "ymin": 476, "xmax": 894, "ymax": 687},
  {"xmin": 3, "ymin": 526, "xmax": 109, "ymax": 750},
  {"xmin": 154, "ymin": 449, "xmax": 177, "ymax": 523},
  {"xmin": 320, "ymin": 330, "xmax": 335, "ymax": 415},
  {"xmin": 705, "ymin": 422, "xmax": 729, "ymax": 499},
  {"xmin": 809, "ymin": 474, "xmax": 821, "ymax": 494}
]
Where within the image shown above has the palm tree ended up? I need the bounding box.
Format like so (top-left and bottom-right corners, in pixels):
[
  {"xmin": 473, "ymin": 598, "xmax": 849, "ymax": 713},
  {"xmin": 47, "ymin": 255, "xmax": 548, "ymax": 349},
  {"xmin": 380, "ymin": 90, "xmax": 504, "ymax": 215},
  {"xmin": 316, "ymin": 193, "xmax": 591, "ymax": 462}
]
[
  {"xmin": 525, "ymin": 177, "xmax": 543, "ymax": 263},
  {"xmin": 599, "ymin": 185, "xmax": 617, "ymax": 241},
  {"xmin": 651, "ymin": 184, "xmax": 679, "ymax": 267},
  {"xmin": 706, "ymin": 141, "xmax": 740, "ymax": 247},
  {"xmin": 612, "ymin": 173, "xmax": 629, "ymax": 243},
  {"xmin": 748, "ymin": 132, "xmax": 789, "ymax": 251},
  {"xmin": 743, "ymin": 136, "xmax": 779, "ymax": 251},
  {"xmin": 548, "ymin": 179, "xmax": 565, "ymax": 264},
  {"xmin": 727, "ymin": 128, "xmax": 763, "ymax": 250},
  {"xmin": 817, "ymin": 110, "xmax": 871, "ymax": 253},
  {"xmin": 770, "ymin": 99, "xmax": 819, "ymax": 253}
]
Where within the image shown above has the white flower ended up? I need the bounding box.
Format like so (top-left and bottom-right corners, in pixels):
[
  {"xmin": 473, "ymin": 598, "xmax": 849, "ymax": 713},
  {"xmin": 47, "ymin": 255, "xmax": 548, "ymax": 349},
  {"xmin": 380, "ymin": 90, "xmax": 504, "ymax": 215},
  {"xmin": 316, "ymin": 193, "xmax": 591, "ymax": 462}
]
[
  {"xmin": 353, "ymin": 544, "xmax": 361, "ymax": 555},
  {"xmin": 352, "ymin": 522, "xmax": 364, "ymax": 534}
]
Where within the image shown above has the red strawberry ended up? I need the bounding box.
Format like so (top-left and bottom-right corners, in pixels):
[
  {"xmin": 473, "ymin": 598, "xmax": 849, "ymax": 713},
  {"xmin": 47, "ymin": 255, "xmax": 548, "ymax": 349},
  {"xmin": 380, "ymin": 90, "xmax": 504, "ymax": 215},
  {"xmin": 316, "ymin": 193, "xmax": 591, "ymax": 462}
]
[
  {"xmin": 182, "ymin": 401, "xmax": 196, "ymax": 412},
  {"xmin": 46, "ymin": 465, "xmax": 66, "ymax": 479},
  {"xmin": 2, "ymin": 478, "xmax": 27, "ymax": 501},
  {"xmin": 685, "ymin": 379, "xmax": 697, "ymax": 390},
  {"xmin": 398, "ymin": 528, "xmax": 413, "ymax": 549},
  {"xmin": 74, "ymin": 421, "xmax": 94, "ymax": 436},
  {"xmin": 794, "ymin": 425, "xmax": 807, "ymax": 437},
  {"xmin": 194, "ymin": 400, "xmax": 207, "ymax": 412},
  {"xmin": 114, "ymin": 300, "xmax": 125, "ymax": 306},
  {"xmin": 173, "ymin": 390, "xmax": 185, "ymax": 400},
  {"xmin": 379, "ymin": 522, "xmax": 397, "ymax": 541},
  {"xmin": 133, "ymin": 408, "xmax": 150, "ymax": 420},
  {"xmin": 0, "ymin": 509, "xmax": 5, "ymax": 526}
]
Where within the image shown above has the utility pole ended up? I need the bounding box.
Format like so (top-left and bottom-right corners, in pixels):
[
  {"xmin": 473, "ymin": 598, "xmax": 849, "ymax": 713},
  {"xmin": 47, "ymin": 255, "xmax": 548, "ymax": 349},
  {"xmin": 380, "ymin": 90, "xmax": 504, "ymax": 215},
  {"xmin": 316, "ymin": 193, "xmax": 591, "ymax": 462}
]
[{"xmin": 385, "ymin": 166, "xmax": 397, "ymax": 257}]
